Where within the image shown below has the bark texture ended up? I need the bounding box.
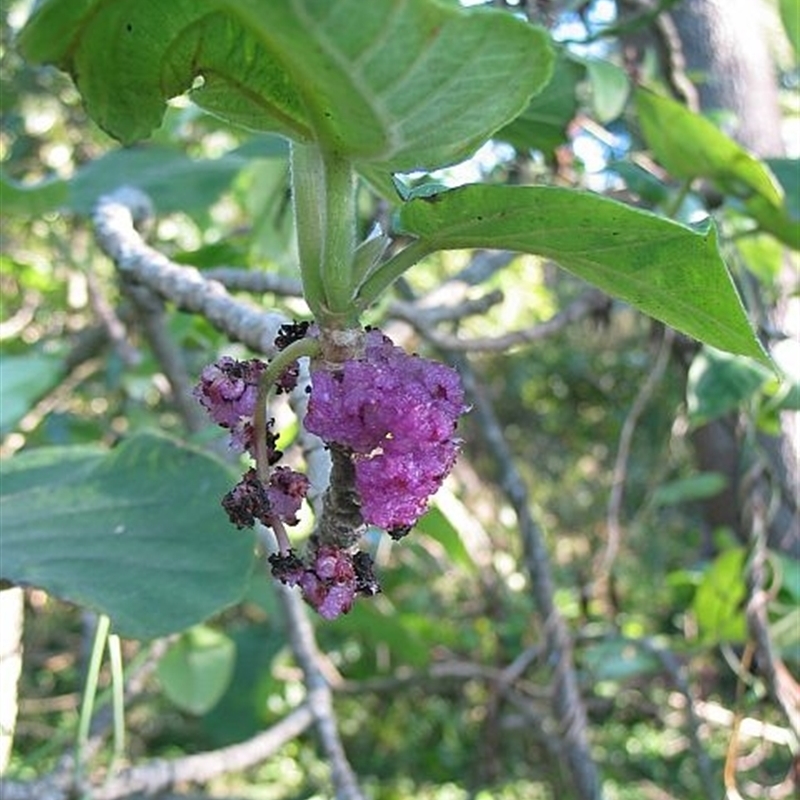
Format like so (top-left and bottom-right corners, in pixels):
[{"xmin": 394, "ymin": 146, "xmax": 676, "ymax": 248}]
[{"xmin": 671, "ymin": 0, "xmax": 799, "ymax": 555}]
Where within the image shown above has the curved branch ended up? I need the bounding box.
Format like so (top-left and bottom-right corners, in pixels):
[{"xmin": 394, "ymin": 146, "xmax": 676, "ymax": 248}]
[
  {"xmin": 0, "ymin": 705, "xmax": 313, "ymax": 800},
  {"xmin": 92, "ymin": 187, "xmax": 287, "ymax": 355}
]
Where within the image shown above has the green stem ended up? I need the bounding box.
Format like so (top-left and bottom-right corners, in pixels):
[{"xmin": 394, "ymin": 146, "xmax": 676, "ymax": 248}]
[
  {"xmin": 106, "ymin": 633, "xmax": 125, "ymax": 767},
  {"xmin": 291, "ymin": 142, "xmax": 326, "ymax": 317},
  {"xmin": 253, "ymin": 336, "xmax": 322, "ymax": 485},
  {"xmin": 354, "ymin": 238, "xmax": 434, "ymax": 311},
  {"xmin": 319, "ymin": 150, "xmax": 357, "ymax": 318},
  {"xmin": 291, "ymin": 143, "xmax": 358, "ymax": 326},
  {"xmin": 76, "ymin": 614, "xmax": 111, "ymax": 788}
]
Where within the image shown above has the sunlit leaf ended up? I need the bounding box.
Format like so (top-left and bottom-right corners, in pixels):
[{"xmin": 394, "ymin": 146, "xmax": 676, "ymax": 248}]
[
  {"xmin": 693, "ymin": 548, "xmax": 748, "ymax": 644},
  {"xmin": 581, "ymin": 56, "xmax": 629, "ymax": 123},
  {"xmin": 636, "ymin": 89, "xmax": 784, "ymax": 208},
  {"xmin": 780, "ymin": 0, "xmax": 800, "ymax": 57},
  {"xmin": 398, "ymin": 185, "xmax": 770, "ymax": 365},
  {"xmin": 0, "ymin": 431, "xmax": 255, "ymax": 639}
]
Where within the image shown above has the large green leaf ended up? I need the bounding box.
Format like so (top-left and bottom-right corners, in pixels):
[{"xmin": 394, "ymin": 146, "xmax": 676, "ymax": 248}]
[
  {"xmin": 0, "ymin": 431, "xmax": 255, "ymax": 639},
  {"xmin": 398, "ymin": 185, "xmax": 770, "ymax": 365},
  {"xmin": 19, "ymin": 0, "xmax": 554, "ymax": 172}
]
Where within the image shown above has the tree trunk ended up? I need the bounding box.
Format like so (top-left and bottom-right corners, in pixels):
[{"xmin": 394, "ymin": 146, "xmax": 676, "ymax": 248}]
[{"xmin": 670, "ymin": 0, "xmax": 799, "ymax": 556}]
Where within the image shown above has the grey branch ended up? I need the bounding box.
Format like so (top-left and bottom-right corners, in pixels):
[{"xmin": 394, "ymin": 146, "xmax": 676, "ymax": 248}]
[
  {"xmin": 457, "ymin": 359, "xmax": 604, "ymax": 800},
  {"xmin": 92, "ymin": 187, "xmax": 287, "ymax": 355},
  {"xmin": 0, "ymin": 704, "xmax": 313, "ymax": 800},
  {"xmin": 203, "ymin": 266, "xmax": 304, "ymax": 297},
  {"xmin": 122, "ymin": 281, "xmax": 208, "ymax": 433}
]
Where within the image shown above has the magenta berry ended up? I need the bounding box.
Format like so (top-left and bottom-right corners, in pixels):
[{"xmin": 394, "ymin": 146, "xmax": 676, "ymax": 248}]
[
  {"xmin": 267, "ymin": 466, "xmax": 310, "ymax": 526},
  {"xmin": 194, "ymin": 357, "xmax": 265, "ymax": 429}
]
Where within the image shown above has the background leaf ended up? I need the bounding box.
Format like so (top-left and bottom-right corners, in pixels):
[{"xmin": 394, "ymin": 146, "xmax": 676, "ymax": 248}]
[
  {"xmin": 19, "ymin": 0, "xmax": 554, "ymax": 171},
  {"xmin": 0, "ymin": 352, "xmax": 64, "ymax": 433},
  {"xmin": 157, "ymin": 625, "xmax": 237, "ymax": 715},
  {"xmin": 495, "ymin": 50, "xmax": 584, "ymax": 158},
  {"xmin": 652, "ymin": 472, "xmax": 728, "ymax": 507},
  {"xmin": 0, "ymin": 431, "xmax": 255, "ymax": 639},
  {"xmin": 780, "ymin": 0, "xmax": 800, "ymax": 57},
  {"xmin": 636, "ymin": 89, "xmax": 784, "ymax": 208},
  {"xmin": 581, "ymin": 57, "xmax": 629, "ymax": 123},
  {"xmin": 692, "ymin": 548, "xmax": 748, "ymax": 644},
  {"xmin": 398, "ymin": 185, "xmax": 770, "ymax": 365},
  {"xmin": 68, "ymin": 145, "xmax": 250, "ymax": 215},
  {"xmin": 686, "ymin": 346, "xmax": 772, "ymax": 425}
]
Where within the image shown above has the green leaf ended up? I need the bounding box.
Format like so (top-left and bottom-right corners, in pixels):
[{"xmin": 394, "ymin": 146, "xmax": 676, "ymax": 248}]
[
  {"xmin": 0, "ymin": 353, "xmax": 64, "ymax": 433},
  {"xmin": 398, "ymin": 184, "xmax": 770, "ymax": 366},
  {"xmin": 735, "ymin": 232, "xmax": 788, "ymax": 284},
  {"xmin": 743, "ymin": 158, "xmax": 800, "ymax": 249},
  {"xmin": 19, "ymin": 0, "xmax": 554, "ymax": 172},
  {"xmin": 580, "ymin": 56, "xmax": 629, "ymax": 123},
  {"xmin": 582, "ymin": 638, "xmax": 661, "ymax": 682},
  {"xmin": 157, "ymin": 625, "xmax": 236, "ymax": 715},
  {"xmin": 652, "ymin": 472, "xmax": 728, "ymax": 507},
  {"xmin": 693, "ymin": 547, "xmax": 748, "ymax": 644},
  {"xmin": 495, "ymin": 50, "xmax": 584, "ymax": 158},
  {"xmin": 69, "ymin": 145, "xmax": 248, "ymax": 215},
  {"xmin": 201, "ymin": 621, "xmax": 286, "ymax": 745},
  {"xmin": 687, "ymin": 346, "xmax": 772, "ymax": 425},
  {"xmin": 0, "ymin": 173, "xmax": 68, "ymax": 216},
  {"xmin": 780, "ymin": 0, "xmax": 800, "ymax": 57},
  {"xmin": 636, "ymin": 89, "xmax": 784, "ymax": 208},
  {"xmin": 416, "ymin": 498, "xmax": 477, "ymax": 573},
  {"xmin": 0, "ymin": 431, "xmax": 255, "ymax": 639}
]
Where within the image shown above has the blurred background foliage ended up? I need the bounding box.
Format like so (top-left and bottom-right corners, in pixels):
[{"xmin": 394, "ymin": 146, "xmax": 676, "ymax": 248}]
[{"xmin": 1, "ymin": 1, "xmax": 798, "ymax": 798}]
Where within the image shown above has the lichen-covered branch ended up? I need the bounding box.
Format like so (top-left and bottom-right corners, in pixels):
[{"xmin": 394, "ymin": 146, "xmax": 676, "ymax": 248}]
[{"xmin": 92, "ymin": 187, "xmax": 287, "ymax": 355}]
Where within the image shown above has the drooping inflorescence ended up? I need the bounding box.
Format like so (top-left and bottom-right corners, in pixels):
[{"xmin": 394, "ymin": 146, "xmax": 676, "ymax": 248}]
[{"xmin": 195, "ymin": 324, "xmax": 466, "ymax": 619}]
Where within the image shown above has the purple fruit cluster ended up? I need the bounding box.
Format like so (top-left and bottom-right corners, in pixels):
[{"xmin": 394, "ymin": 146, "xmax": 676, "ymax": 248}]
[
  {"xmin": 305, "ymin": 329, "xmax": 466, "ymax": 531},
  {"xmin": 269, "ymin": 546, "xmax": 380, "ymax": 620},
  {"xmin": 195, "ymin": 325, "xmax": 466, "ymax": 619},
  {"xmin": 193, "ymin": 348, "xmax": 309, "ymax": 529}
]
